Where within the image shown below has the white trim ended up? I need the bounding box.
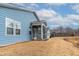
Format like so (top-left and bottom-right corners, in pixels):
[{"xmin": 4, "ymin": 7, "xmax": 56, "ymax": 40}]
[
  {"xmin": 15, "ymin": 21, "xmax": 21, "ymax": 29},
  {"xmin": 6, "ymin": 17, "xmax": 14, "ymax": 27},
  {"xmin": 41, "ymin": 24, "xmax": 43, "ymax": 40}
]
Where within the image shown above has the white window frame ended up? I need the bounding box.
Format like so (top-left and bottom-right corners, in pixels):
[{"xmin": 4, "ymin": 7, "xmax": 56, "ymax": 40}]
[
  {"xmin": 5, "ymin": 17, "xmax": 21, "ymax": 36},
  {"xmin": 15, "ymin": 21, "xmax": 21, "ymax": 35},
  {"xmin": 5, "ymin": 17, "xmax": 14, "ymax": 36}
]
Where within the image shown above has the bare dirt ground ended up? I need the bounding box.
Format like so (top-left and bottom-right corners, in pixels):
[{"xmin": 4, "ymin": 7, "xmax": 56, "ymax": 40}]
[{"xmin": 0, "ymin": 37, "xmax": 79, "ymax": 56}]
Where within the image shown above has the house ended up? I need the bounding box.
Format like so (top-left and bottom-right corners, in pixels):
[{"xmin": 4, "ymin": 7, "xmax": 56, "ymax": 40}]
[{"xmin": 0, "ymin": 3, "xmax": 50, "ymax": 46}]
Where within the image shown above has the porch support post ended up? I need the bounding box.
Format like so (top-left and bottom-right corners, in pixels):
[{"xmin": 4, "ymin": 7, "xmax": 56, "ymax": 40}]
[{"xmin": 41, "ymin": 24, "xmax": 43, "ymax": 40}]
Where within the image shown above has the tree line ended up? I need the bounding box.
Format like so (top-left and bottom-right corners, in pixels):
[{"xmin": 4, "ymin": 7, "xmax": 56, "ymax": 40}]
[{"xmin": 50, "ymin": 26, "xmax": 79, "ymax": 37}]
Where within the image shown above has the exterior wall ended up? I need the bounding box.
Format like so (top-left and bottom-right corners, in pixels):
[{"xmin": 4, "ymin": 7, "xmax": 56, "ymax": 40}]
[{"xmin": 0, "ymin": 7, "xmax": 37, "ymax": 46}]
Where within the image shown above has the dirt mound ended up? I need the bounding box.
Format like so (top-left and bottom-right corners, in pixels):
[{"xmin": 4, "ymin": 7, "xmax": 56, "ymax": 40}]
[{"xmin": 0, "ymin": 37, "xmax": 79, "ymax": 56}]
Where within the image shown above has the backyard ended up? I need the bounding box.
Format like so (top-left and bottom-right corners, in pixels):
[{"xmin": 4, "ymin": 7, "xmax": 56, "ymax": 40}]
[{"xmin": 0, "ymin": 37, "xmax": 79, "ymax": 56}]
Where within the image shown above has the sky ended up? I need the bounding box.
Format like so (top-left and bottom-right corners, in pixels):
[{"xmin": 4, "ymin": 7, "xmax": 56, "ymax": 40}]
[{"xmin": 16, "ymin": 3, "xmax": 79, "ymax": 29}]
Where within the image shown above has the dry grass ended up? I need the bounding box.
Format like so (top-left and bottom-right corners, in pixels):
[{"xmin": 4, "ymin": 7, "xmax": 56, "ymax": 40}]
[{"xmin": 0, "ymin": 37, "xmax": 79, "ymax": 56}]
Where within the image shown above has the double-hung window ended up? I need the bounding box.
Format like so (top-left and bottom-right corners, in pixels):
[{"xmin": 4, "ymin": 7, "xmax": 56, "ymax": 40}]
[
  {"xmin": 6, "ymin": 17, "xmax": 21, "ymax": 35},
  {"xmin": 6, "ymin": 18, "xmax": 14, "ymax": 35},
  {"xmin": 15, "ymin": 21, "xmax": 21, "ymax": 35}
]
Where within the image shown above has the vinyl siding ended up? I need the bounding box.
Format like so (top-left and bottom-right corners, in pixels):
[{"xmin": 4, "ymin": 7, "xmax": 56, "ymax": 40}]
[{"xmin": 0, "ymin": 7, "xmax": 37, "ymax": 46}]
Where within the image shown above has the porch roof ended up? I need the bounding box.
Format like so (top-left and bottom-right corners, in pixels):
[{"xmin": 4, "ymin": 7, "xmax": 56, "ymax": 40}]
[{"xmin": 31, "ymin": 21, "xmax": 47, "ymax": 26}]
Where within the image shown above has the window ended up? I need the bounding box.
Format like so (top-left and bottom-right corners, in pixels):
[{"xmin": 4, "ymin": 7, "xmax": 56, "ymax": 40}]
[
  {"xmin": 7, "ymin": 27, "xmax": 14, "ymax": 35},
  {"xmin": 6, "ymin": 17, "xmax": 21, "ymax": 35},
  {"xmin": 15, "ymin": 21, "xmax": 21, "ymax": 35},
  {"xmin": 16, "ymin": 29, "xmax": 20, "ymax": 35},
  {"xmin": 6, "ymin": 18, "xmax": 14, "ymax": 35}
]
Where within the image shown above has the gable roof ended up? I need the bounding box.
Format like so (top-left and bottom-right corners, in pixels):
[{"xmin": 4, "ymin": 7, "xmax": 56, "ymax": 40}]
[
  {"xmin": 0, "ymin": 3, "xmax": 34, "ymax": 13},
  {"xmin": 0, "ymin": 3, "xmax": 39, "ymax": 21}
]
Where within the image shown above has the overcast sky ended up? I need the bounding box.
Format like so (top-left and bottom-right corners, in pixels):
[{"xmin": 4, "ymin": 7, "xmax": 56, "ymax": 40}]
[{"xmin": 16, "ymin": 3, "xmax": 79, "ymax": 29}]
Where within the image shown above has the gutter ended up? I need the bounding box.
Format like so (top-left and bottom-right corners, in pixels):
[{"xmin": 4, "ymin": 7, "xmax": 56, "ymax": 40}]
[{"xmin": 33, "ymin": 12, "xmax": 40, "ymax": 21}]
